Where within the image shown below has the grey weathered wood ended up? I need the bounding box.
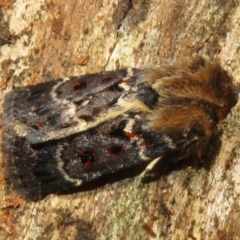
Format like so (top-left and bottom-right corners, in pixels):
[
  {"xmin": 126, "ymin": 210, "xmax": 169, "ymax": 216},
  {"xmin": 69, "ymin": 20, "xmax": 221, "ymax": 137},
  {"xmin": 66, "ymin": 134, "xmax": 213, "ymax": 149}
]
[{"xmin": 0, "ymin": 1, "xmax": 240, "ymax": 239}]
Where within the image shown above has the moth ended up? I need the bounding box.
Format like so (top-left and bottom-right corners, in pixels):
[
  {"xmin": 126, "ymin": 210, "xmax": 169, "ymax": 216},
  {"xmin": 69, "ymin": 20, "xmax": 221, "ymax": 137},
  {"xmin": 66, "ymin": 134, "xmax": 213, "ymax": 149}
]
[{"xmin": 2, "ymin": 56, "xmax": 237, "ymax": 201}]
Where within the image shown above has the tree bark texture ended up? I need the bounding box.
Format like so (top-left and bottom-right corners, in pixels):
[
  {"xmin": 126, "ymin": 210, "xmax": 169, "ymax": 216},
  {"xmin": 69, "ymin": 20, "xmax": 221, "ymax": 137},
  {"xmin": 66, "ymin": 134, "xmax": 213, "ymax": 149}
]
[{"xmin": 0, "ymin": 0, "xmax": 240, "ymax": 239}]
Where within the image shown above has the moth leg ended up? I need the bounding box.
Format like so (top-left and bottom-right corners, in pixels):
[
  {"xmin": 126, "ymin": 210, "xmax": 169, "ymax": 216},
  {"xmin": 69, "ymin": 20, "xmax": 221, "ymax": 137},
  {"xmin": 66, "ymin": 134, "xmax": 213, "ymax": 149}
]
[{"xmin": 140, "ymin": 156, "xmax": 162, "ymax": 179}]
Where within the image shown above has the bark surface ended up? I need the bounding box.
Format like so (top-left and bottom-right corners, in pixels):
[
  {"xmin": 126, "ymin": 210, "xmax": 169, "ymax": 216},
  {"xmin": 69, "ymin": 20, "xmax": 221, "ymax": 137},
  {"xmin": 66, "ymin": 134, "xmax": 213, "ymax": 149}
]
[{"xmin": 0, "ymin": 1, "xmax": 240, "ymax": 239}]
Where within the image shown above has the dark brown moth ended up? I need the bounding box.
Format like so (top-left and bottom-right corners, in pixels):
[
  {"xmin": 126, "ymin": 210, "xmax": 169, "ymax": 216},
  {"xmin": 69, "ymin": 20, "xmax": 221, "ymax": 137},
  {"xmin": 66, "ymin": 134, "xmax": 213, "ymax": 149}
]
[{"xmin": 2, "ymin": 56, "xmax": 237, "ymax": 201}]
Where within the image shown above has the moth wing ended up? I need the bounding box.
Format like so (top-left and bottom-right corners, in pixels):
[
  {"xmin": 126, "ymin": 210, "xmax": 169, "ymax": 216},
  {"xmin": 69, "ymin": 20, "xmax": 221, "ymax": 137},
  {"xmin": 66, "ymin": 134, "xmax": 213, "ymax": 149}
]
[{"xmin": 3, "ymin": 69, "xmax": 140, "ymax": 143}]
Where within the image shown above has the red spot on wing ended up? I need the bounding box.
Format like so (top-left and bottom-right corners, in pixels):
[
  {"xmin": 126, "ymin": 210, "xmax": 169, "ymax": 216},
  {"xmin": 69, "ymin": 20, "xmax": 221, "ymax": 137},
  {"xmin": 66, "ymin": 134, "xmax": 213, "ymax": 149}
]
[
  {"xmin": 139, "ymin": 142, "xmax": 152, "ymax": 147},
  {"xmin": 124, "ymin": 131, "xmax": 140, "ymax": 138},
  {"xmin": 121, "ymin": 77, "xmax": 132, "ymax": 83},
  {"xmin": 107, "ymin": 145, "xmax": 124, "ymax": 157},
  {"xmin": 73, "ymin": 81, "xmax": 89, "ymax": 92},
  {"xmin": 76, "ymin": 149, "xmax": 97, "ymax": 168},
  {"xmin": 98, "ymin": 76, "xmax": 115, "ymax": 84}
]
